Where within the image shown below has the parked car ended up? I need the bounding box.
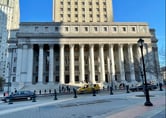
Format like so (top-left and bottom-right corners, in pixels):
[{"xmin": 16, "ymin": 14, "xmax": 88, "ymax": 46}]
[
  {"xmin": 1, "ymin": 90, "xmax": 34, "ymax": 102},
  {"xmin": 130, "ymin": 83, "xmax": 157, "ymax": 92},
  {"xmin": 77, "ymin": 84, "xmax": 100, "ymax": 94}
]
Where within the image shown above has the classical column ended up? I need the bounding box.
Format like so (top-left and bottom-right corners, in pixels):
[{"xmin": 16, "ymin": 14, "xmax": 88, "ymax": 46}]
[
  {"xmin": 20, "ymin": 45, "xmax": 28, "ymax": 81},
  {"xmin": 118, "ymin": 44, "xmax": 125, "ymax": 82},
  {"xmin": 7, "ymin": 48, "xmax": 12, "ymax": 83},
  {"xmin": 99, "ymin": 44, "xmax": 105, "ymax": 83},
  {"xmin": 80, "ymin": 44, "xmax": 85, "ymax": 83},
  {"xmin": 16, "ymin": 44, "xmax": 22, "ymax": 82},
  {"xmin": 90, "ymin": 45, "xmax": 95, "ymax": 84},
  {"xmin": 60, "ymin": 44, "xmax": 64, "ymax": 84},
  {"xmin": 38, "ymin": 44, "xmax": 44, "ymax": 83},
  {"xmin": 70, "ymin": 44, "xmax": 75, "ymax": 84},
  {"xmin": 153, "ymin": 46, "xmax": 161, "ymax": 82},
  {"xmin": 27, "ymin": 44, "xmax": 34, "ymax": 83},
  {"xmin": 109, "ymin": 44, "xmax": 115, "ymax": 81},
  {"xmin": 128, "ymin": 44, "xmax": 135, "ymax": 82},
  {"xmin": 49, "ymin": 44, "xmax": 54, "ymax": 82}
]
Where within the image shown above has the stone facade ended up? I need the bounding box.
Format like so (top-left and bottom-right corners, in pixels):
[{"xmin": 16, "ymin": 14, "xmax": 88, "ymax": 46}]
[{"xmin": 8, "ymin": 22, "xmax": 161, "ymax": 91}]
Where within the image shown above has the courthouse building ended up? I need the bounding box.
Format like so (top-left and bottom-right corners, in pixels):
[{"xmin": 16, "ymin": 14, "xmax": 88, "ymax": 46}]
[{"xmin": 7, "ymin": 0, "xmax": 161, "ymax": 91}]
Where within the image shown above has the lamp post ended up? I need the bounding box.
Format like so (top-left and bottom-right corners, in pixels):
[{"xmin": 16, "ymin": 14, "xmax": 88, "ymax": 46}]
[
  {"xmin": 108, "ymin": 58, "xmax": 113, "ymax": 95},
  {"xmin": 137, "ymin": 38, "xmax": 153, "ymax": 106},
  {"xmin": 7, "ymin": 62, "xmax": 11, "ymax": 94}
]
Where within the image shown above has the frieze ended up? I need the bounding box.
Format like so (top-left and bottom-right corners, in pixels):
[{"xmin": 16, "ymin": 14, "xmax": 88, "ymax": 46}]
[{"xmin": 17, "ymin": 22, "xmax": 151, "ymax": 38}]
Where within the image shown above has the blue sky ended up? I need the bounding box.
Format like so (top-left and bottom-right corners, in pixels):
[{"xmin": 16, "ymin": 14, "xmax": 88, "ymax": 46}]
[{"xmin": 20, "ymin": 0, "xmax": 165, "ymax": 67}]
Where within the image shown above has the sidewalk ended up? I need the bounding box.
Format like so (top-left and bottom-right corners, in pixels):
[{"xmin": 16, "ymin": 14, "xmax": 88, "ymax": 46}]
[
  {"xmin": 94, "ymin": 95, "xmax": 165, "ymax": 118},
  {"xmin": 0, "ymin": 89, "xmax": 165, "ymax": 118}
]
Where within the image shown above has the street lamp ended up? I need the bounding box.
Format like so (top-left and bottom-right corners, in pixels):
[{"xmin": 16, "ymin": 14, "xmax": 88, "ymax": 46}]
[
  {"xmin": 137, "ymin": 38, "xmax": 153, "ymax": 106},
  {"xmin": 7, "ymin": 62, "xmax": 11, "ymax": 94},
  {"xmin": 109, "ymin": 59, "xmax": 113, "ymax": 95}
]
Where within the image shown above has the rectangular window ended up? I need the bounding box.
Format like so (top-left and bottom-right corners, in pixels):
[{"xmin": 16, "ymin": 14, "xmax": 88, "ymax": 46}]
[
  {"xmin": 104, "ymin": 27, "xmax": 107, "ymax": 31},
  {"xmin": 113, "ymin": 27, "xmax": 117, "ymax": 31},
  {"xmin": 132, "ymin": 27, "xmax": 136, "ymax": 31},
  {"xmin": 85, "ymin": 27, "xmax": 89, "ymax": 31},
  {"xmin": 94, "ymin": 27, "xmax": 98, "ymax": 31},
  {"xmin": 75, "ymin": 66, "xmax": 79, "ymax": 71},
  {"xmin": 65, "ymin": 66, "xmax": 69, "ymax": 71},
  {"xmin": 56, "ymin": 66, "xmax": 59, "ymax": 71},
  {"xmin": 13, "ymin": 67, "xmax": 16, "ymax": 72},
  {"xmin": 75, "ymin": 8, "xmax": 78, "ymax": 11},
  {"xmin": 89, "ymin": 2, "xmax": 92, "ymax": 5},
  {"xmin": 75, "ymin": 27, "xmax": 78, "ymax": 31},
  {"xmin": 68, "ymin": 8, "xmax": 71, "ymax": 11},
  {"xmin": 65, "ymin": 27, "xmax": 68, "ymax": 31},
  {"xmin": 12, "ymin": 77, "xmax": 16, "ymax": 82},
  {"xmin": 123, "ymin": 27, "xmax": 126, "ymax": 31}
]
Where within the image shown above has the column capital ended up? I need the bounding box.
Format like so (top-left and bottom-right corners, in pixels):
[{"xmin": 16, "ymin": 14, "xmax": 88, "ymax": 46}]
[
  {"xmin": 60, "ymin": 44, "xmax": 64, "ymax": 48},
  {"xmin": 49, "ymin": 44, "xmax": 54, "ymax": 48},
  {"xmin": 99, "ymin": 44, "xmax": 104, "ymax": 48},
  {"xmin": 79, "ymin": 44, "xmax": 84, "ymax": 48},
  {"xmin": 28, "ymin": 44, "xmax": 33, "ymax": 49},
  {"xmin": 69, "ymin": 44, "xmax": 74, "ymax": 48},
  {"xmin": 118, "ymin": 44, "xmax": 123, "ymax": 48},
  {"xmin": 128, "ymin": 44, "xmax": 133, "ymax": 48},
  {"xmin": 89, "ymin": 44, "xmax": 94, "ymax": 48},
  {"xmin": 39, "ymin": 44, "xmax": 44, "ymax": 48},
  {"xmin": 109, "ymin": 44, "xmax": 114, "ymax": 48}
]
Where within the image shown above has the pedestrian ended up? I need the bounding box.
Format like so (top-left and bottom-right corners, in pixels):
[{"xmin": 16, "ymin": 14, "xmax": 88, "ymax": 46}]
[{"xmin": 14, "ymin": 88, "xmax": 17, "ymax": 93}]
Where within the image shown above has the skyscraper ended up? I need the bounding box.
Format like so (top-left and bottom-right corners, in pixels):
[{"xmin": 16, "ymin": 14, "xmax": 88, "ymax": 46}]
[
  {"xmin": 53, "ymin": 0, "xmax": 113, "ymax": 23},
  {"xmin": 0, "ymin": 0, "xmax": 20, "ymax": 78}
]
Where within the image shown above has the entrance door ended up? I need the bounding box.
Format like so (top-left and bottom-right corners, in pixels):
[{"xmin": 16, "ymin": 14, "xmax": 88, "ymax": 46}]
[
  {"xmin": 65, "ymin": 75, "xmax": 69, "ymax": 83},
  {"xmin": 85, "ymin": 74, "xmax": 89, "ymax": 83}
]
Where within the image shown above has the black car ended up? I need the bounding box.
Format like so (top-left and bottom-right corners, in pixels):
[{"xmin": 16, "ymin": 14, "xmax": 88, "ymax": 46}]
[
  {"xmin": 1, "ymin": 90, "xmax": 34, "ymax": 102},
  {"xmin": 130, "ymin": 84, "xmax": 157, "ymax": 92}
]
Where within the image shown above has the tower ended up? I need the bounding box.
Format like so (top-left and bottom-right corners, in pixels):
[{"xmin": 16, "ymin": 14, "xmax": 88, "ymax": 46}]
[
  {"xmin": 53, "ymin": 0, "xmax": 113, "ymax": 23},
  {"xmin": 0, "ymin": 0, "xmax": 20, "ymax": 78}
]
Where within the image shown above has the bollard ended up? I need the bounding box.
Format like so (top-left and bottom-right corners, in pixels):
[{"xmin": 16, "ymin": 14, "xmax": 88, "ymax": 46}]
[
  {"xmin": 8, "ymin": 95, "xmax": 13, "ymax": 104},
  {"xmin": 32, "ymin": 91, "xmax": 36, "ymax": 102},
  {"xmin": 39, "ymin": 90, "xmax": 41, "ymax": 95},
  {"xmin": 54, "ymin": 89, "xmax": 58, "ymax": 100},
  {"xmin": 49, "ymin": 89, "xmax": 51, "ymax": 94},
  {"xmin": 126, "ymin": 85, "xmax": 130, "ymax": 93},
  {"xmin": 73, "ymin": 88, "xmax": 77, "ymax": 98},
  {"xmin": 92, "ymin": 88, "xmax": 96, "ymax": 96},
  {"xmin": 159, "ymin": 83, "xmax": 163, "ymax": 91},
  {"xmin": 110, "ymin": 86, "xmax": 113, "ymax": 95}
]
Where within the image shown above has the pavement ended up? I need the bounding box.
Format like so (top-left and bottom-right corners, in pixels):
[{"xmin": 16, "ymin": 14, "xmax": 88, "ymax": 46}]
[{"xmin": 0, "ymin": 88, "xmax": 165, "ymax": 118}]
